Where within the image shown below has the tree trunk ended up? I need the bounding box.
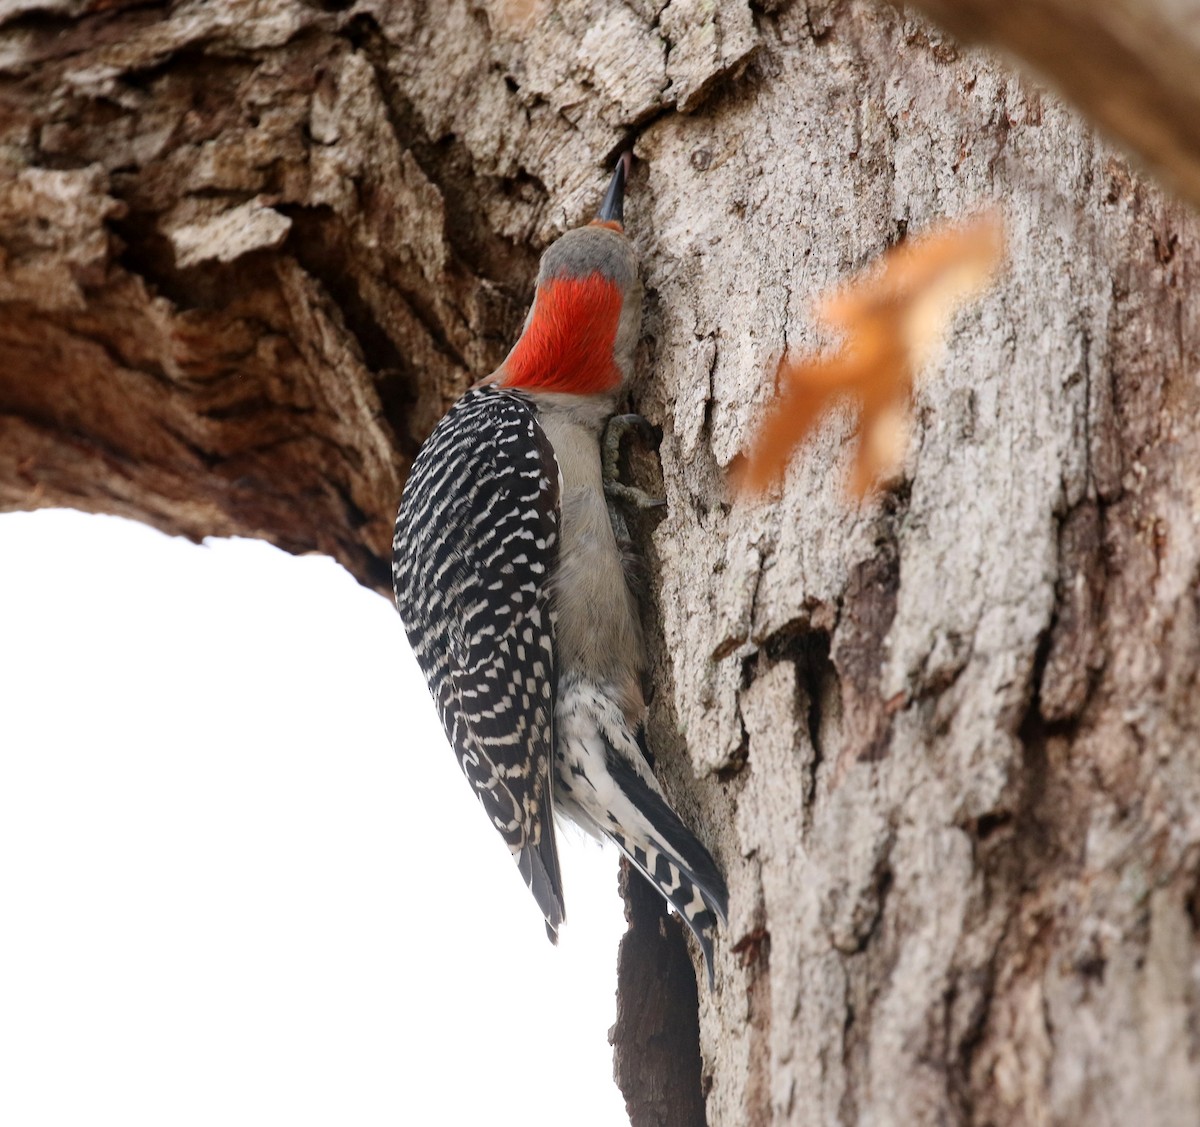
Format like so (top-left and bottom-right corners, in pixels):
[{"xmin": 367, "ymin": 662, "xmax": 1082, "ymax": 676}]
[{"xmin": 3, "ymin": 2, "xmax": 1199, "ymax": 1124}]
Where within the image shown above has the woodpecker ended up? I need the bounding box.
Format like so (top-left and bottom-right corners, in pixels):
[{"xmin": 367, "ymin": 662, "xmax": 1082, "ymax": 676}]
[{"xmin": 392, "ymin": 154, "xmax": 728, "ymax": 983}]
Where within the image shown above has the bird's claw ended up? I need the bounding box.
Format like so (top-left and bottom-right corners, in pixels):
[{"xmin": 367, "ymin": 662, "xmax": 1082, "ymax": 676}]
[
  {"xmin": 603, "ymin": 413, "xmax": 666, "ymax": 512},
  {"xmin": 604, "ymin": 480, "xmax": 667, "ymax": 511}
]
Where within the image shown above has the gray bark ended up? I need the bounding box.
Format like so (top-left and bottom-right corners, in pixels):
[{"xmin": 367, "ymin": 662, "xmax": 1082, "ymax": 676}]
[
  {"xmin": 893, "ymin": 0, "xmax": 1200, "ymax": 210},
  {"xmin": 2, "ymin": 1, "xmax": 1199, "ymax": 1124}
]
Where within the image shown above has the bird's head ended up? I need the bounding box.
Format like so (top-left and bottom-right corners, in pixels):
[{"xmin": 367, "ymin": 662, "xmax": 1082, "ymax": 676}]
[{"xmin": 495, "ymin": 154, "xmax": 642, "ymax": 398}]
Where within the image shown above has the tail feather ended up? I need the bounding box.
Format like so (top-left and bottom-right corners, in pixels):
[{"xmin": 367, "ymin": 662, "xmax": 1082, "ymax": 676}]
[
  {"xmin": 604, "ymin": 748, "xmax": 728, "ymax": 988},
  {"xmin": 554, "ymin": 676, "xmax": 729, "ymax": 987},
  {"xmin": 519, "ymin": 803, "xmax": 566, "ymax": 943}
]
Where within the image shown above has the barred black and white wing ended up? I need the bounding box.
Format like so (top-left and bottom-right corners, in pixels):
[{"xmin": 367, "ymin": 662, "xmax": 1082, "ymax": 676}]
[{"xmin": 392, "ymin": 386, "xmax": 565, "ymax": 938}]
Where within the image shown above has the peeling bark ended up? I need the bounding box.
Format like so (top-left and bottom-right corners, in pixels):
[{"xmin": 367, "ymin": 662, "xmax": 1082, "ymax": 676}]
[{"xmin": 4, "ymin": 2, "xmax": 1200, "ymax": 1124}]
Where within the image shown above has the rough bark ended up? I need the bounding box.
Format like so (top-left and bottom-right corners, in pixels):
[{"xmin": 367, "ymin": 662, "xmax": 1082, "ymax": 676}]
[
  {"xmin": 4, "ymin": 2, "xmax": 1200, "ymax": 1125},
  {"xmin": 892, "ymin": 0, "xmax": 1200, "ymax": 211}
]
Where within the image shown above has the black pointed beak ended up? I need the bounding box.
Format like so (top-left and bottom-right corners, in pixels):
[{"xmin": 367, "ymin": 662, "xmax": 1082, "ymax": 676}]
[{"xmin": 596, "ymin": 152, "xmax": 631, "ymax": 226}]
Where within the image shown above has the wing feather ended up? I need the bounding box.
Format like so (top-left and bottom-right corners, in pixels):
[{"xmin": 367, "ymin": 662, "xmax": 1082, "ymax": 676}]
[{"xmin": 393, "ymin": 387, "xmax": 565, "ymax": 934}]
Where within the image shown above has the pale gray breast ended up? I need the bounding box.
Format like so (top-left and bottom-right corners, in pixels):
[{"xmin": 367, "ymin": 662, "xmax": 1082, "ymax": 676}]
[{"xmin": 537, "ymin": 407, "xmax": 645, "ymax": 716}]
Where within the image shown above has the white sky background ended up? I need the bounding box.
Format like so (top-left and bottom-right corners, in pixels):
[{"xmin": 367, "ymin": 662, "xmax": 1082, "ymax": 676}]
[{"xmin": 0, "ymin": 509, "xmax": 630, "ymax": 1127}]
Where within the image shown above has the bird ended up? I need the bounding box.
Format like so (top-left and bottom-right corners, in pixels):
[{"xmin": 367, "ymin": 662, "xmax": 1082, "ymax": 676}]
[{"xmin": 392, "ymin": 153, "xmax": 728, "ymax": 984}]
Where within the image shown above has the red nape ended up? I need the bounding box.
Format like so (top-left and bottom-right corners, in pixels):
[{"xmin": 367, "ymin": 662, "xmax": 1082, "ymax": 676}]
[{"xmin": 500, "ymin": 273, "xmax": 624, "ymax": 395}]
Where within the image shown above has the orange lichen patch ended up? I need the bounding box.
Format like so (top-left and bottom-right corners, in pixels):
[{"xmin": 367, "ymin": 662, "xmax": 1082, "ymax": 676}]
[
  {"xmin": 733, "ymin": 214, "xmax": 1005, "ymax": 499},
  {"xmin": 498, "ymin": 273, "xmax": 624, "ymax": 396}
]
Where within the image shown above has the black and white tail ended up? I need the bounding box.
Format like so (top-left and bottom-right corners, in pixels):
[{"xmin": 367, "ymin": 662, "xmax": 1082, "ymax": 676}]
[{"xmin": 554, "ymin": 676, "xmax": 729, "ymax": 987}]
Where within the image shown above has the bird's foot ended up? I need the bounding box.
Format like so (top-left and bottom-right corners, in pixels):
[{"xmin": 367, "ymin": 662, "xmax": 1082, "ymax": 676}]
[{"xmin": 603, "ymin": 413, "xmax": 666, "ymax": 512}]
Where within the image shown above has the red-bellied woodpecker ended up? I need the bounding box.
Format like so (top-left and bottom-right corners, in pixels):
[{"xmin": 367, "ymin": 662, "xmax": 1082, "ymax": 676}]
[{"xmin": 392, "ymin": 154, "xmax": 728, "ymax": 984}]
